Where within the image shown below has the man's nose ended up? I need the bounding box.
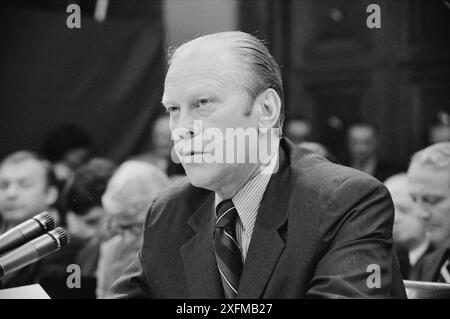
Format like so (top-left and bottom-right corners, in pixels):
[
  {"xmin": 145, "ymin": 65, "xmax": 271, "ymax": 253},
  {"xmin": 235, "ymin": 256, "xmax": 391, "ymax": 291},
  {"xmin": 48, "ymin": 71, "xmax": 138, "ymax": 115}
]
[
  {"xmin": 415, "ymin": 202, "xmax": 432, "ymax": 221},
  {"xmin": 171, "ymin": 109, "xmax": 196, "ymax": 141},
  {"xmin": 5, "ymin": 184, "xmax": 18, "ymax": 198}
]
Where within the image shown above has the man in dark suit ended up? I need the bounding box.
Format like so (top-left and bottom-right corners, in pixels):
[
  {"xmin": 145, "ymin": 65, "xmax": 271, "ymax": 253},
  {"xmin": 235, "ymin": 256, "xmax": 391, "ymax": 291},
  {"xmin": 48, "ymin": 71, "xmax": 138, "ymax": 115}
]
[
  {"xmin": 108, "ymin": 31, "xmax": 406, "ymax": 298},
  {"xmin": 410, "ymin": 246, "xmax": 450, "ymax": 283},
  {"xmin": 406, "ymin": 142, "xmax": 450, "ymax": 283},
  {"xmin": 384, "ymin": 174, "xmax": 435, "ymax": 280}
]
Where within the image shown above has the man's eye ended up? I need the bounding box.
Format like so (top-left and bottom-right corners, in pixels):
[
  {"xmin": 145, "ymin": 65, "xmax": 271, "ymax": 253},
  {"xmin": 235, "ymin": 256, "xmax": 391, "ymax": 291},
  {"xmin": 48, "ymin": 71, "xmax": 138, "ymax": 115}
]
[
  {"xmin": 19, "ymin": 180, "xmax": 33, "ymax": 188},
  {"xmin": 166, "ymin": 106, "xmax": 179, "ymax": 114},
  {"xmin": 424, "ymin": 196, "xmax": 443, "ymax": 205},
  {"xmin": 197, "ymin": 98, "xmax": 211, "ymax": 107}
]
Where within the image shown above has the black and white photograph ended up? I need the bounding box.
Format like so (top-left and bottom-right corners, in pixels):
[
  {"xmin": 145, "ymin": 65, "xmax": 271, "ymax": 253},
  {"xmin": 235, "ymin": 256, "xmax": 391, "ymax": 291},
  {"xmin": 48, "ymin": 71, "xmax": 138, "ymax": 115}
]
[{"xmin": 0, "ymin": 0, "xmax": 449, "ymax": 304}]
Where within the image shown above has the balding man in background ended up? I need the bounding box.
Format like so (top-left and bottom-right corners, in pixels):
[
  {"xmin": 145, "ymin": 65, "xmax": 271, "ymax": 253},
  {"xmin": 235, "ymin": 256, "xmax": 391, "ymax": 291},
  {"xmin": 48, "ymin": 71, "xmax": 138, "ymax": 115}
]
[
  {"xmin": 407, "ymin": 143, "xmax": 450, "ymax": 283},
  {"xmin": 384, "ymin": 174, "xmax": 433, "ymax": 280},
  {"xmin": 0, "ymin": 151, "xmax": 59, "ymax": 288},
  {"xmin": 108, "ymin": 31, "xmax": 405, "ymax": 298},
  {"xmin": 0, "ymin": 151, "xmax": 59, "ymax": 232},
  {"xmin": 97, "ymin": 160, "xmax": 170, "ymax": 298},
  {"xmin": 347, "ymin": 122, "xmax": 402, "ymax": 182}
]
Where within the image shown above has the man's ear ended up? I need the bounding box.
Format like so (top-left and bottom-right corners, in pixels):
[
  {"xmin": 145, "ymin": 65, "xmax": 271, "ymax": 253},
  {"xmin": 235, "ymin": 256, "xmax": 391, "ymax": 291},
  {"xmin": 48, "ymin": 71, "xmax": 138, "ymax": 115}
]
[
  {"xmin": 45, "ymin": 186, "xmax": 59, "ymax": 207},
  {"xmin": 256, "ymin": 88, "xmax": 281, "ymax": 132}
]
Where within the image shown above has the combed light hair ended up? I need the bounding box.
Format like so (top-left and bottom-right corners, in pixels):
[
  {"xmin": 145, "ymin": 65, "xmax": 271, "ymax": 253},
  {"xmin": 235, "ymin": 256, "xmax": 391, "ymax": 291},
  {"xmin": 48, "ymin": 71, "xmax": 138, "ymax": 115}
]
[
  {"xmin": 167, "ymin": 31, "xmax": 285, "ymax": 133},
  {"xmin": 102, "ymin": 160, "xmax": 170, "ymax": 221},
  {"xmin": 410, "ymin": 142, "xmax": 450, "ymax": 170}
]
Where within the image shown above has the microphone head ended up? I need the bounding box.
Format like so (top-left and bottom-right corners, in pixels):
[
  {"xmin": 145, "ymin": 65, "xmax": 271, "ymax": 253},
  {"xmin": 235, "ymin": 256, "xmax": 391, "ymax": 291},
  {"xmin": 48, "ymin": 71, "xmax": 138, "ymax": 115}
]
[
  {"xmin": 48, "ymin": 227, "xmax": 70, "ymax": 249},
  {"xmin": 33, "ymin": 211, "xmax": 56, "ymax": 232}
]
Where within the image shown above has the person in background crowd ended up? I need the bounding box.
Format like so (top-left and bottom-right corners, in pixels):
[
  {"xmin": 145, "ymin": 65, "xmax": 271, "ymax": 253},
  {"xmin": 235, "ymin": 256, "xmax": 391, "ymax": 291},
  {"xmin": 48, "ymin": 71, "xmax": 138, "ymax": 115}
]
[
  {"xmin": 407, "ymin": 142, "xmax": 450, "ymax": 283},
  {"xmin": 285, "ymin": 116, "xmax": 312, "ymax": 144},
  {"xmin": 37, "ymin": 158, "xmax": 116, "ymax": 298},
  {"xmin": 384, "ymin": 173, "xmax": 434, "ymax": 280},
  {"xmin": 408, "ymin": 142, "xmax": 450, "ymax": 248},
  {"xmin": 429, "ymin": 122, "xmax": 450, "ymax": 145},
  {"xmin": 134, "ymin": 113, "xmax": 185, "ymax": 179},
  {"xmin": 346, "ymin": 121, "xmax": 402, "ymax": 182},
  {"xmin": 40, "ymin": 124, "xmax": 92, "ymax": 184},
  {"xmin": 0, "ymin": 151, "xmax": 59, "ymax": 288},
  {"xmin": 0, "ymin": 151, "xmax": 59, "ymax": 231},
  {"xmin": 96, "ymin": 160, "xmax": 170, "ymax": 298}
]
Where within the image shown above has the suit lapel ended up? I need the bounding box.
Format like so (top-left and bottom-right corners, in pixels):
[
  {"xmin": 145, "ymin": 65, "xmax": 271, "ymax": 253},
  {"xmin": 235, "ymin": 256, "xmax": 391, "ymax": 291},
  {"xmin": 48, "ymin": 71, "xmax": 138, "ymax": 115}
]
[
  {"xmin": 237, "ymin": 142, "xmax": 291, "ymax": 298},
  {"xmin": 181, "ymin": 192, "xmax": 224, "ymax": 298},
  {"xmin": 180, "ymin": 139, "xmax": 294, "ymax": 299}
]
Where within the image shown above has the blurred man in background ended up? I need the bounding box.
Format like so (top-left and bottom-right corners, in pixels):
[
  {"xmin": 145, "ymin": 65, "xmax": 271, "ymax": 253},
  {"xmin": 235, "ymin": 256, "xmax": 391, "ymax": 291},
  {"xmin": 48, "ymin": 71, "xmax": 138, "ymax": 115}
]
[
  {"xmin": 0, "ymin": 151, "xmax": 59, "ymax": 288},
  {"xmin": 38, "ymin": 158, "xmax": 116, "ymax": 298},
  {"xmin": 407, "ymin": 142, "xmax": 450, "ymax": 282},
  {"xmin": 97, "ymin": 160, "xmax": 170, "ymax": 298},
  {"xmin": 63, "ymin": 158, "xmax": 116, "ymax": 242},
  {"xmin": 384, "ymin": 173, "xmax": 433, "ymax": 280},
  {"xmin": 0, "ymin": 151, "xmax": 59, "ymax": 231},
  {"xmin": 135, "ymin": 113, "xmax": 185, "ymax": 179},
  {"xmin": 408, "ymin": 142, "xmax": 450, "ymax": 248},
  {"xmin": 347, "ymin": 122, "xmax": 401, "ymax": 182},
  {"xmin": 285, "ymin": 116, "xmax": 312, "ymax": 144}
]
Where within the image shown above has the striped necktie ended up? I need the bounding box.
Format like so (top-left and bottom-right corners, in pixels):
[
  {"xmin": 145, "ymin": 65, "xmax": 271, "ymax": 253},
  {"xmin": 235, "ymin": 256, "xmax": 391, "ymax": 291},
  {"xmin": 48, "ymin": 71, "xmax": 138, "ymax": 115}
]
[{"xmin": 214, "ymin": 199, "xmax": 243, "ymax": 298}]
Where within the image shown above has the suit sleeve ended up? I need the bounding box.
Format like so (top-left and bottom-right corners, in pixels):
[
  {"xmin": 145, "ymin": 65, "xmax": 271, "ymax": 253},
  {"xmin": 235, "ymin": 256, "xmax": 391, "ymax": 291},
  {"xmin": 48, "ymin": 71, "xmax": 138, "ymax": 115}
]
[
  {"xmin": 306, "ymin": 176, "xmax": 407, "ymax": 298},
  {"xmin": 104, "ymin": 201, "xmax": 157, "ymax": 299}
]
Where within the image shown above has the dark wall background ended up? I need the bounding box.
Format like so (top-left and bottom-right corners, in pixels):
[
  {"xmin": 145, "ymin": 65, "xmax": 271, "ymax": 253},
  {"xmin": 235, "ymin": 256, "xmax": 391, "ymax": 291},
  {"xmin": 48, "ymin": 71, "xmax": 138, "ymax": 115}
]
[
  {"xmin": 0, "ymin": 1, "xmax": 165, "ymax": 162},
  {"xmin": 241, "ymin": 0, "xmax": 450, "ymax": 163},
  {"xmin": 1, "ymin": 0, "xmax": 449, "ymax": 165}
]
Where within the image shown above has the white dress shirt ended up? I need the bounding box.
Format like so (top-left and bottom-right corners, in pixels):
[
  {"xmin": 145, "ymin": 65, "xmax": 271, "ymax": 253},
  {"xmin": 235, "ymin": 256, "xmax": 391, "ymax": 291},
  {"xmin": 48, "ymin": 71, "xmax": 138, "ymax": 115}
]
[{"xmin": 215, "ymin": 148, "xmax": 279, "ymax": 262}]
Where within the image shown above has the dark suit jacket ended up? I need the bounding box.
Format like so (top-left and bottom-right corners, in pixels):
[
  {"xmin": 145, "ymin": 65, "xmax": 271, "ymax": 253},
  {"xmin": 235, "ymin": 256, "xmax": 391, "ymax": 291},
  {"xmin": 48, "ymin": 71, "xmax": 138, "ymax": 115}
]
[
  {"xmin": 410, "ymin": 246, "xmax": 450, "ymax": 282},
  {"xmin": 108, "ymin": 138, "xmax": 406, "ymax": 298},
  {"xmin": 408, "ymin": 244, "xmax": 436, "ymax": 281},
  {"xmin": 344, "ymin": 158, "xmax": 404, "ymax": 183}
]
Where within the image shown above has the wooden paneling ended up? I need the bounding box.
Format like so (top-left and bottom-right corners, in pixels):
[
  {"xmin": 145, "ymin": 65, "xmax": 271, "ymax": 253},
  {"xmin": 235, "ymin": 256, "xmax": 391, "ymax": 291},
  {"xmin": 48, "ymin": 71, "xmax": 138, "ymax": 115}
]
[{"xmin": 241, "ymin": 0, "xmax": 450, "ymax": 163}]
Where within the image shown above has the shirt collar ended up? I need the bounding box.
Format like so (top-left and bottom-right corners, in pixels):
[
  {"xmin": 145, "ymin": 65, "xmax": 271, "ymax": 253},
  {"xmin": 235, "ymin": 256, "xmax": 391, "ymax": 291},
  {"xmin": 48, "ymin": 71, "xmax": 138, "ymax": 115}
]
[
  {"xmin": 215, "ymin": 145, "xmax": 279, "ymax": 236},
  {"xmin": 409, "ymin": 238, "xmax": 430, "ymax": 266}
]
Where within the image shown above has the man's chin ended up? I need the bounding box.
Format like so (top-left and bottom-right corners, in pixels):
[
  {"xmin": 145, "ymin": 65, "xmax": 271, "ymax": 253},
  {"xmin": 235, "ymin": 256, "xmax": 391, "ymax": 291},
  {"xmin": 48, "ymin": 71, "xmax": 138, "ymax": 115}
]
[
  {"xmin": 183, "ymin": 163, "xmax": 222, "ymax": 190},
  {"xmin": 2, "ymin": 209, "xmax": 32, "ymax": 226}
]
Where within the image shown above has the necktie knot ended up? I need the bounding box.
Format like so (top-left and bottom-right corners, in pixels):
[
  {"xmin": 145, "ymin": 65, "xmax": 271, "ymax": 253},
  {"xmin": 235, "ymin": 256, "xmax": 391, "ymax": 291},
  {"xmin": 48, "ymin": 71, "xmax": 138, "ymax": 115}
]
[{"xmin": 216, "ymin": 199, "xmax": 237, "ymax": 228}]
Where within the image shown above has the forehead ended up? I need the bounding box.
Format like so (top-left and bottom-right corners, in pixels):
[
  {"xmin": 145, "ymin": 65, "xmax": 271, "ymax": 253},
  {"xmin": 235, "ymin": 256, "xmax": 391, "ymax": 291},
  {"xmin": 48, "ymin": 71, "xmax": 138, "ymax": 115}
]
[
  {"xmin": 288, "ymin": 120, "xmax": 310, "ymax": 130},
  {"xmin": 408, "ymin": 165, "xmax": 450, "ymax": 194},
  {"xmin": 386, "ymin": 178, "xmax": 412, "ymax": 201},
  {"xmin": 349, "ymin": 126, "xmax": 375, "ymax": 138},
  {"xmin": 386, "ymin": 176, "xmax": 408, "ymax": 194},
  {"xmin": 163, "ymin": 41, "xmax": 244, "ymax": 98},
  {"xmin": 0, "ymin": 159, "xmax": 46, "ymax": 180}
]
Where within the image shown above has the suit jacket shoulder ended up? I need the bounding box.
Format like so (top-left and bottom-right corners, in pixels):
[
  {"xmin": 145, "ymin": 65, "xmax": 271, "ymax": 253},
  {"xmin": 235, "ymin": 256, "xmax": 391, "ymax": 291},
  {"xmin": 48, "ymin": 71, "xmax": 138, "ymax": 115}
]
[{"xmin": 108, "ymin": 138, "xmax": 406, "ymax": 298}]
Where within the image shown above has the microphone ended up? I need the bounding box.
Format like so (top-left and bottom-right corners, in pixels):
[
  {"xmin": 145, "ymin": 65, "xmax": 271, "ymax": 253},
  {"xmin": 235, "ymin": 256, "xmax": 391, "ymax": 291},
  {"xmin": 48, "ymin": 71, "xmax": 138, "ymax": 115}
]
[
  {"xmin": 0, "ymin": 227, "xmax": 69, "ymax": 277},
  {"xmin": 0, "ymin": 212, "xmax": 56, "ymax": 255}
]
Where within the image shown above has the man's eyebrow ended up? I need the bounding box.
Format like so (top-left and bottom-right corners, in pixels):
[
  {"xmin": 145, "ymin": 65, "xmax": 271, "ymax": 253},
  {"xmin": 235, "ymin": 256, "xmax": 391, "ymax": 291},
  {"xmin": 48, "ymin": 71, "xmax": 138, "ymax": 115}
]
[
  {"xmin": 160, "ymin": 98, "xmax": 175, "ymax": 107},
  {"xmin": 425, "ymin": 194, "xmax": 444, "ymax": 199}
]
